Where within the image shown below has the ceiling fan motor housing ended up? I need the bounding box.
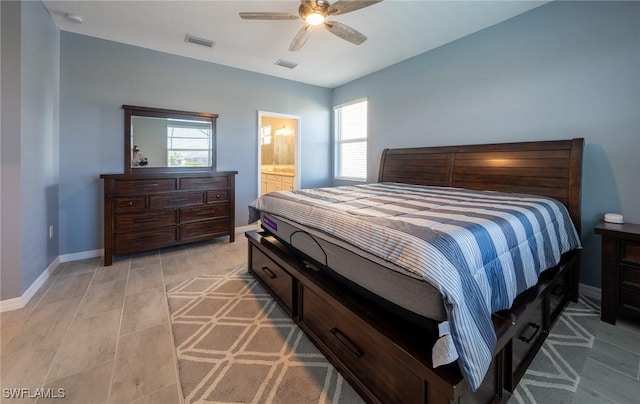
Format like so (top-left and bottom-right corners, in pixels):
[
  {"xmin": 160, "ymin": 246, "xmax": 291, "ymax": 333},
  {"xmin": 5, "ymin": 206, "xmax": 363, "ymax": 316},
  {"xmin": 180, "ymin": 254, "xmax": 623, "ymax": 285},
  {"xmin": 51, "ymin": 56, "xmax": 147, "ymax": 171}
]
[{"xmin": 299, "ymin": 0, "xmax": 330, "ymax": 18}]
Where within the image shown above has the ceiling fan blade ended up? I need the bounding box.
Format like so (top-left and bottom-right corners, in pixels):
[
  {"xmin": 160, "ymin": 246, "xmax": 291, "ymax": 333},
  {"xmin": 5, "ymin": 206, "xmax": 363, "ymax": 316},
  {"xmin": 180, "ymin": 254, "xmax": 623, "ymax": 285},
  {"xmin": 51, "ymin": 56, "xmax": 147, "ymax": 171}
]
[
  {"xmin": 289, "ymin": 25, "xmax": 314, "ymax": 51},
  {"xmin": 327, "ymin": 0, "xmax": 382, "ymax": 16},
  {"xmin": 324, "ymin": 21, "xmax": 367, "ymax": 45},
  {"xmin": 239, "ymin": 12, "xmax": 300, "ymax": 20}
]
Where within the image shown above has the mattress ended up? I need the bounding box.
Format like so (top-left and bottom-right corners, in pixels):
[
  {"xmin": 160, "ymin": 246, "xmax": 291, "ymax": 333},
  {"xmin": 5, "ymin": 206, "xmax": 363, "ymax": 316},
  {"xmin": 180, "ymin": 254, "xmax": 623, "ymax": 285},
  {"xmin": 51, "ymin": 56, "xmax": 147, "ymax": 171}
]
[
  {"xmin": 248, "ymin": 182, "xmax": 581, "ymax": 390},
  {"xmin": 259, "ymin": 211, "xmax": 447, "ymax": 321}
]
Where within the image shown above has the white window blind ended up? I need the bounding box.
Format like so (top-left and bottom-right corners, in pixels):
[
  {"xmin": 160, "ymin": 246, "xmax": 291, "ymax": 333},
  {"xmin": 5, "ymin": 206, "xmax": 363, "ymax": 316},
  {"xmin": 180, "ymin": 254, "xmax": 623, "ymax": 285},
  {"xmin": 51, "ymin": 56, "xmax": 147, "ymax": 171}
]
[
  {"xmin": 167, "ymin": 124, "xmax": 212, "ymax": 167},
  {"xmin": 334, "ymin": 99, "xmax": 367, "ymax": 180}
]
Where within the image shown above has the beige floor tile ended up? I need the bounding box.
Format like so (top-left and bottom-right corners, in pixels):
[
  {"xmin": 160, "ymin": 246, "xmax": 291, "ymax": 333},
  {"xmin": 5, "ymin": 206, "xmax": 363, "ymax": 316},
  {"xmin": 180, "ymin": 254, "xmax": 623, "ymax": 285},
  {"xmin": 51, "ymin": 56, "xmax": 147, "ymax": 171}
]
[
  {"xmin": 39, "ymin": 361, "xmax": 113, "ymax": 404},
  {"xmin": 58, "ymin": 257, "xmax": 100, "ymax": 278},
  {"xmin": 130, "ymin": 251, "xmax": 160, "ymax": 269},
  {"xmin": 92, "ymin": 261, "xmax": 129, "ymax": 285},
  {"xmin": 0, "ymin": 323, "xmax": 21, "ymax": 351},
  {"xmin": 2, "ymin": 298, "xmax": 82, "ymax": 354},
  {"xmin": 126, "ymin": 265, "xmax": 162, "ymax": 296},
  {"xmin": 129, "ymin": 384, "xmax": 181, "ymax": 404},
  {"xmin": 0, "ymin": 344, "xmax": 58, "ymax": 404},
  {"xmin": 110, "ymin": 324, "xmax": 176, "ymax": 403},
  {"xmin": 120, "ymin": 288, "xmax": 168, "ymax": 335},
  {"xmin": 39, "ymin": 272, "xmax": 93, "ymax": 306},
  {"xmin": 47, "ymin": 310, "xmax": 120, "ymax": 382},
  {"xmin": 77, "ymin": 279, "xmax": 127, "ymax": 319}
]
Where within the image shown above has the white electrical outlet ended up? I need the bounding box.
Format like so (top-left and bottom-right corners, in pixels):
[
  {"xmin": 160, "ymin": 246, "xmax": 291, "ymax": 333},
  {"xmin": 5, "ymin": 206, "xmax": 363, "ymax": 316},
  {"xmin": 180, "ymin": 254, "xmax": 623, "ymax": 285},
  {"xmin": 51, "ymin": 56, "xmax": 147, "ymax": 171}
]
[{"xmin": 49, "ymin": 225, "xmax": 54, "ymax": 239}]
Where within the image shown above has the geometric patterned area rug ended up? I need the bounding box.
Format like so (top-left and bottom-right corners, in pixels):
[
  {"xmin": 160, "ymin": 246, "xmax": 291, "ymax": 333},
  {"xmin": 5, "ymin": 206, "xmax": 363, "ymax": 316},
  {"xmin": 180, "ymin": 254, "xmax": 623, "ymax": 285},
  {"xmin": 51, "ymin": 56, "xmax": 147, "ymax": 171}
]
[
  {"xmin": 166, "ymin": 264, "xmax": 363, "ymax": 403},
  {"xmin": 167, "ymin": 264, "xmax": 600, "ymax": 403},
  {"xmin": 508, "ymin": 296, "xmax": 600, "ymax": 404}
]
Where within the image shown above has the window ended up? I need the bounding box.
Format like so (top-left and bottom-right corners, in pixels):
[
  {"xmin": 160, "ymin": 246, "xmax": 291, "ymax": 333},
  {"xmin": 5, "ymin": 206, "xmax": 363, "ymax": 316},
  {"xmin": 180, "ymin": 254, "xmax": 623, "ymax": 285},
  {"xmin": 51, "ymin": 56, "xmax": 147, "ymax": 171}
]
[
  {"xmin": 334, "ymin": 99, "xmax": 368, "ymax": 180},
  {"xmin": 167, "ymin": 123, "xmax": 212, "ymax": 167}
]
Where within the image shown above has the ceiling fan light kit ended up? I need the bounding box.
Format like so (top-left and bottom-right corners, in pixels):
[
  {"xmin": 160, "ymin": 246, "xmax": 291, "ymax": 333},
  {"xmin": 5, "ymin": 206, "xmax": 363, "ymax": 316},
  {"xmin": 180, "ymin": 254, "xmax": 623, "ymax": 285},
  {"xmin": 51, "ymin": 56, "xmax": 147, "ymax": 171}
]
[{"xmin": 239, "ymin": 0, "xmax": 382, "ymax": 51}]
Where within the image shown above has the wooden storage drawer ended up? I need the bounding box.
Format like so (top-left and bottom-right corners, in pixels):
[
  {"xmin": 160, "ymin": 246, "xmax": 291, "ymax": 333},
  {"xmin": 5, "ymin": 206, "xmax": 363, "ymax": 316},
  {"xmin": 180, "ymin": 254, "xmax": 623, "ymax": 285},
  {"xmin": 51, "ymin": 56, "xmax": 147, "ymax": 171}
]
[
  {"xmin": 115, "ymin": 210, "xmax": 177, "ymax": 232},
  {"xmin": 149, "ymin": 192, "xmax": 204, "ymax": 209},
  {"xmin": 181, "ymin": 205, "xmax": 229, "ymax": 223},
  {"xmin": 548, "ymin": 267, "xmax": 570, "ymax": 326},
  {"xmin": 115, "ymin": 179, "xmax": 176, "ymax": 194},
  {"xmin": 180, "ymin": 177, "xmax": 229, "ymax": 190},
  {"xmin": 621, "ymin": 287, "xmax": 640, "ymax": 313},
  {"xmin": 622, "ymin": 265, "xmax": 640, "ymax": 288},
  {"xmin": 623, "ymin": 242, "xmax": 640, "ymax": 265},
  {"xmin": 206, "ymin": 190, "xmax": 229, "ymax": 204},
  {"xmin": 114, "ymin": 228, "xmax": 177, "ymax": 254},
  {"xmin": 180, "ymin": 219, "xmax": 229, "ymax": 242},
  {"xmin": 250, "ymin": 245, "xmax": 294, "ymax": 313},
  {"xmin": 301, "ymin": 285, "xmax": 424, "ymax": 404},
  {"xmin": 115, "ymin": 196, "xmax": 146, "ymax": 213},
  {"xmin": 507, "ymin": 299, "xmax": 546, "ymax": 391}
]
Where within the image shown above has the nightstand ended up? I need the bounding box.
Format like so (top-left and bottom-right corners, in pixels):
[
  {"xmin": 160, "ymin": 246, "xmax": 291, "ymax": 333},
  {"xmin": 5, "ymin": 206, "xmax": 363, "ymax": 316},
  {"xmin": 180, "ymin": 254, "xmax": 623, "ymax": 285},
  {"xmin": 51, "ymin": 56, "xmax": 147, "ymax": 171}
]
[{"xmin": 595, "ymin": 221, "xmax": 640, "ymax": 324}]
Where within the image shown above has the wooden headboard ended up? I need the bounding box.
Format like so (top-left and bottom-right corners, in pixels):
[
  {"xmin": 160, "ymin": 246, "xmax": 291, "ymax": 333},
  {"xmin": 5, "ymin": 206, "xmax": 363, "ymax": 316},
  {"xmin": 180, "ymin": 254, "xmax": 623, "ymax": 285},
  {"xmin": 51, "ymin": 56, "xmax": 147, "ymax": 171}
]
[{"xmin": 378, "ymin": 138, "xmax": 584, "ymax": 233}]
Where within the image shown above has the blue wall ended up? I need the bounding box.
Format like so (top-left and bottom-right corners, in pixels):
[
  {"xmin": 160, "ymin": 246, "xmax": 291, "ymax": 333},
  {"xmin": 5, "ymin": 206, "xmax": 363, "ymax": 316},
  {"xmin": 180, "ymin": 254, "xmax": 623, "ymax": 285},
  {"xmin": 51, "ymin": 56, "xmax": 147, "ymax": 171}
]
[
  {"xmin": 59, "ymin": 33, "xmax": 332, "ymax": 255},
  {"xmin": 332, "ymin": 1, "xmax": 640, "ymax": 288},
  {"xmin": 0, "ymin": 1, "xmax": 60, "ymax": 300}
]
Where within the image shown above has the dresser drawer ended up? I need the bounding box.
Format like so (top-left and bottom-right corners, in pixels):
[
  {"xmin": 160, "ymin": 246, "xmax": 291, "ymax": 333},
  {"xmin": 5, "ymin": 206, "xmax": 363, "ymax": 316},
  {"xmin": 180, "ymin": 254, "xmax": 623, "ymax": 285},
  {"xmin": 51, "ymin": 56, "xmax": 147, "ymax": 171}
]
[
  {"xmin": 180, "ymin": 205, "xmax": 229, "ymax": 223},
  {"xmin": 180, "ymin": 219, "xmax": 229, "ymax": 242},
  {"xmin": 115, "ymin": 196, "xmax": 146, "ymax": 213},
  {"xmin": 206, "ymin": 190, "xmax": 229, "ymax": 204},
  {"xmin": 149, "ymin": 192, "xmax": 204, "ymax": 209},
  {"xmin": 115, "ymin": 210, "xmax": 177, "ymax": 232},
  {"xmin": 250, "ymin": 245, "xmax": 294, "ymax": 313},
  {"xmin": 114, "ymin": 228, "xmax": 177, "ymax": 254},
  {"xmin": 300, "ymin": 285, "xmax": 424, "ymax": 404},
  {"xmin": 508, "ymin": 299, "xmax": 546, "ymax": 391},
  {"xmin": 115, "ymin": 179, "xmax": 176, "ymax": 194},
  {"xmin": 622, "ymin": 265, "xmax": 640, "ymax": 288},
  {"xmin": 623, "ymin": 242, "xmax": 640, "ymax": 265},
  {"xmin": 180, "ymin": 177, "xmax": 229, "ymax": 190},
  {"xmin": 548, "ymin": 267, "xmax": 571, "ymax": 326},
  {"xmin": 621, "ymin": 287, "xmax": 640, "ymax": 313}
]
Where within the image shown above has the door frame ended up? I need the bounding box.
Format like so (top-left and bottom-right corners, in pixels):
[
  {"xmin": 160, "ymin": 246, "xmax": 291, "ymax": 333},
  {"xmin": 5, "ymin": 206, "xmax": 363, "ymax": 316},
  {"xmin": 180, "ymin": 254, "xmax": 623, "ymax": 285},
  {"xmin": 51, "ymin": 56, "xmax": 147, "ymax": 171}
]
[{"xmin": 257, "ymin": 111, "xmax": 301, "ymax": 197}]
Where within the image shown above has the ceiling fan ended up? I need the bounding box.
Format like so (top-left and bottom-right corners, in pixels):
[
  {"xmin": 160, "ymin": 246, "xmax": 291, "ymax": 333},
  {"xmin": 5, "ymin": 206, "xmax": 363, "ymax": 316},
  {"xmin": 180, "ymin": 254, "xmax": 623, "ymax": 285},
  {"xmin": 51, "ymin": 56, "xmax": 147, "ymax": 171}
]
[{"xmin": 239, "ymin": 0, "xmax": 382, "ymax": 51}]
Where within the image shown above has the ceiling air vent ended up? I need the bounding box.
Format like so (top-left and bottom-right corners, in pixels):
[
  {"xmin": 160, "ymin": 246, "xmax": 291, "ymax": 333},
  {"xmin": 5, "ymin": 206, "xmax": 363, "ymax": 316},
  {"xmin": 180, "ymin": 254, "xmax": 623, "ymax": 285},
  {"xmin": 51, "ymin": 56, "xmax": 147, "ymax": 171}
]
[
  {"xmin": 275, "ymin": 59, "xmax": 298, "ymax": 69},
  {"xmin": 185, "ymin": 34, "xmax": 215, "ymax": 48}
]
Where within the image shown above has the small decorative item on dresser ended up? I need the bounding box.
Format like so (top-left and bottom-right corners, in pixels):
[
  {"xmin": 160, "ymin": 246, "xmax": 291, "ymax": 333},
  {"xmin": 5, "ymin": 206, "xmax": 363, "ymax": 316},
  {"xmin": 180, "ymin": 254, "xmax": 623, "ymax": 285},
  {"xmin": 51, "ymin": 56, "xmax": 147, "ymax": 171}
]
[{"xmin": 594, "ymin": 221, "xmax": 640, "ymax": 324}]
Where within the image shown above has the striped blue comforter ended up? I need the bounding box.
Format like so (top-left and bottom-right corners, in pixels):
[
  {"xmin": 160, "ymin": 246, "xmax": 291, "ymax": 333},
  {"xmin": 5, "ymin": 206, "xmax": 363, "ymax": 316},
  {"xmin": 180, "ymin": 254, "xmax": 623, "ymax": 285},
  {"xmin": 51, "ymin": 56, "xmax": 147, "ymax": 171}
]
[{"xmin": 248, "ymin": 183, "xmax": 581, "ymax": 391}]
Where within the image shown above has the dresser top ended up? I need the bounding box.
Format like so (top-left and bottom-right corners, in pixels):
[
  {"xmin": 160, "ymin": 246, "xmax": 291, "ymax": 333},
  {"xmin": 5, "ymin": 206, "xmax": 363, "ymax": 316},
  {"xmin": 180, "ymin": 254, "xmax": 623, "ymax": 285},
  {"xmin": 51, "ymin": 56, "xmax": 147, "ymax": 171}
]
[
  {"xmin": 595, "ymin": 221, "xmax": 640, "ymax": 240},
  {"xmin": 100, "ymin": 171, "xmax": 237, "ymax": 180}
]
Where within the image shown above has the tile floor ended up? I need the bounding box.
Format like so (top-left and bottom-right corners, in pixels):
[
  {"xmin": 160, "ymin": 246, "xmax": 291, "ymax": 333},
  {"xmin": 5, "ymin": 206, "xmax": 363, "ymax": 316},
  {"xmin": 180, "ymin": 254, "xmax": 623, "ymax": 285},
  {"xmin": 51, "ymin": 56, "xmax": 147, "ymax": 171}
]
[{"xmin": 1, "ymin": 233, "xmax": 639, "ymax": 404}]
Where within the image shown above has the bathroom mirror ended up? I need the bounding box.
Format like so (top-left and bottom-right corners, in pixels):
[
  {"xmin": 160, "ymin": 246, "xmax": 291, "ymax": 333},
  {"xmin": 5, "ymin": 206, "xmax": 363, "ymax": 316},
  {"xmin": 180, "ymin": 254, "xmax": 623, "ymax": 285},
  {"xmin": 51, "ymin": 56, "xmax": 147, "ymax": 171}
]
[{"xmin": 123, "ymin": 105, "xmax": 217, "ymax": 173}]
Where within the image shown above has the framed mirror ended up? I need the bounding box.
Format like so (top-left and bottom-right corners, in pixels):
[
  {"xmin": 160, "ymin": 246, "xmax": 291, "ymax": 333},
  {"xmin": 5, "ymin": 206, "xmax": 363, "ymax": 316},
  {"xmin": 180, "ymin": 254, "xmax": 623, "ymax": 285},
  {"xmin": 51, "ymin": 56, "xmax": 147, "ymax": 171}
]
[{"xmin": 123, "ymin": 105, "xmax": 217, "ymax": 173}]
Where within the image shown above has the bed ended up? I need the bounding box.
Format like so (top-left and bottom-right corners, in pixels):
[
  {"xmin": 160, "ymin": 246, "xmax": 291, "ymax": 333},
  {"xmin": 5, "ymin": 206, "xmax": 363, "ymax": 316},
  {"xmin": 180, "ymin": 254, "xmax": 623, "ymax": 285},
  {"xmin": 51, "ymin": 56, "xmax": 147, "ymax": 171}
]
[{"xmin": 246, "ymin": 138, "xmax": 584, "ymax": 404}]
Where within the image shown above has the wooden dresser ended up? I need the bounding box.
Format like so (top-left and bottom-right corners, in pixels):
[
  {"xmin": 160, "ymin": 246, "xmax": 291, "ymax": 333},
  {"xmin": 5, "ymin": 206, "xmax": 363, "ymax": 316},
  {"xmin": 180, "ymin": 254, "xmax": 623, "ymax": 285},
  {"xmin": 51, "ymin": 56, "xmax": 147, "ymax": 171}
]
[
  {"xmin": 595, "ymin": 221, "xmax": 640, "ymax": 324},
  {"xmin": 100, "ymin": 171, "xmax": 237, "ymax": 266}
]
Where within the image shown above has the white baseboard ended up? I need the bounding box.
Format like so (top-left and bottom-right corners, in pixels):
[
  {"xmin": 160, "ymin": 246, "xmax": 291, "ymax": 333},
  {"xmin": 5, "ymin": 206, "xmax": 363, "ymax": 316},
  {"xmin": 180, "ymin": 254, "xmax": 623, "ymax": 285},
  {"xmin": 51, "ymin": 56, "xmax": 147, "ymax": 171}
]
[
  {"xmin": 59, "ymin": 248, "xmax": 104, "ymax": 263},
  {"xmin": 580, "ymin": 283, "xmax": 601, "ymax": 300},
  {"xmin": 0, "ymin": 256, "xmax": 60, "ymax": 313}
]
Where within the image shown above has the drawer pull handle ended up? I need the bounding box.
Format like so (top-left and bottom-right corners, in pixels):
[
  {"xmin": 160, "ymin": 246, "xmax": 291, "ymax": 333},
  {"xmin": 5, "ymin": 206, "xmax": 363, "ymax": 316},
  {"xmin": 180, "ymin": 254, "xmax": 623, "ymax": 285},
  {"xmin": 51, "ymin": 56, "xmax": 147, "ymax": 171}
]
[
  {"xmin": 127, "ymin": 201, "xmax": 134, "ymax": 206},
  {"xmin": 215, "ymin": 194, "xmax": 221, "ymax": 199},
  {"xmin": 135, "ymin": 217, "xmax": 159, "ymax": 223},
  {"xmin": 138, "ymin": 235, "xmax": 159, "ymax": 240},
  {"xmin": 330, "ymin": 328, "xmax": 363, "ymax": 359},
  {"xmin": 261, "ymin": 266, "xmax": 277, "ymax": 279},
  {"xmin": 518, "ymin": 322, "xmax": 541, "ymax": 344},
  {"xmin": 143, "ymin": 183, "xmax": 159, "ymax": 187},
  {"xmin": 172, "ymin": 198, "xmax": 190, "ymax": 203},
  {"xmin": 551, "ymin": 284, "xmax": 566, "ymax": 297},
  {"xmin": 195, "ymin": 211, "xmax": 214, "ymax": 216}
]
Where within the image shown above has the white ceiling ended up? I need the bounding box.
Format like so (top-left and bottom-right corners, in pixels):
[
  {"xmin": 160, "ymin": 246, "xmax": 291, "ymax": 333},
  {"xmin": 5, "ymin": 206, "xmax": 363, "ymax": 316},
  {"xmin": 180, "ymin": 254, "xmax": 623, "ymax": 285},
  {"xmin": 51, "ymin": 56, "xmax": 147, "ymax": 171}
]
[{"xmin": 43, "ymin": 1, "xmax": 548, "ymax": 88}]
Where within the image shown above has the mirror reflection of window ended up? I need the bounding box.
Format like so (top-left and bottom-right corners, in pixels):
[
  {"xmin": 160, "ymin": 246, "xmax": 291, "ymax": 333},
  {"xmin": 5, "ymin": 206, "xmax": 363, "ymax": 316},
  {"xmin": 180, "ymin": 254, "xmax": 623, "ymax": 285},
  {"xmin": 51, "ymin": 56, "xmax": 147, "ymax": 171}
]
[{"xmin": 166, "ymin": 123, "xmax": 212, "ymax": 167}]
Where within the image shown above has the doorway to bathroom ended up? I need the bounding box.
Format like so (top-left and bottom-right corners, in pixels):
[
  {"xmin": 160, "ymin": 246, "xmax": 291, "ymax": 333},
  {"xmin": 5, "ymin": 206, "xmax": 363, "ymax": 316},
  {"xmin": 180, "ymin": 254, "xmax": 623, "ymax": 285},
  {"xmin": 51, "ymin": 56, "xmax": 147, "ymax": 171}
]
[{"xmin": 257, "ymin": 111, "xmax": 301, "ymax": 196}]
